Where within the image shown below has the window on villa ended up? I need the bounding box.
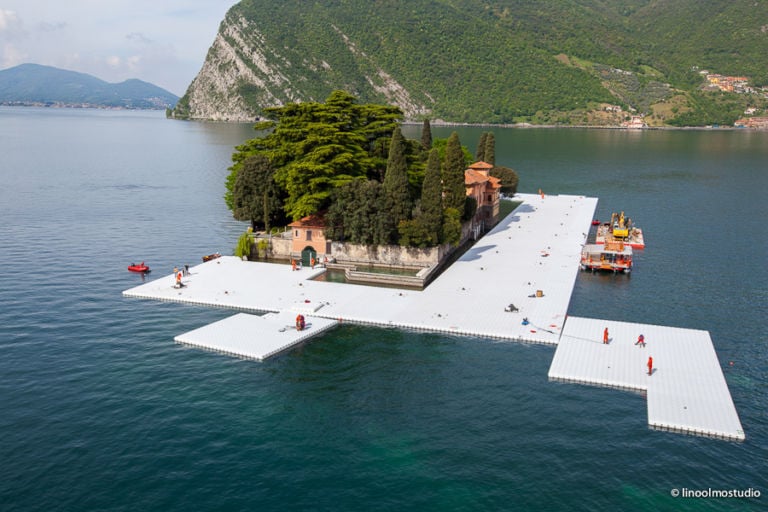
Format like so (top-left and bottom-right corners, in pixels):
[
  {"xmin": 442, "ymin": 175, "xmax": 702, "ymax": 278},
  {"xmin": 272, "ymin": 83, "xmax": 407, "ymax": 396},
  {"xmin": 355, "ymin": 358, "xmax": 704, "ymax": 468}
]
[
  {"xmin": 306, "ymin": 230, "xmax": 312, "ymax": 240},
  {"xmin": 488, "ymin": 195, "xmax": 492, "ymax": 202}
]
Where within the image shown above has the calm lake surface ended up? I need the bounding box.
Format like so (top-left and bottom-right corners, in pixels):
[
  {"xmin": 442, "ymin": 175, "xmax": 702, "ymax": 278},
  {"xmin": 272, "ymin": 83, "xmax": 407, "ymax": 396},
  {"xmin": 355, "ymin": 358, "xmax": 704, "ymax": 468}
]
[{"xmin": 1, "ymin": 107, "xmax": 766, "ymax": 511}]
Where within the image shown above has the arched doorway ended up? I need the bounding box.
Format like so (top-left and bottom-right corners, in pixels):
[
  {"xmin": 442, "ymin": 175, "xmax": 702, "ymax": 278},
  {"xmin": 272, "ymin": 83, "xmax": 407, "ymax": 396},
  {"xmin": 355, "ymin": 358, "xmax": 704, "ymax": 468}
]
[{"xmin": 301, "ymin": 246, "xmax": 317, "ymax": 267}]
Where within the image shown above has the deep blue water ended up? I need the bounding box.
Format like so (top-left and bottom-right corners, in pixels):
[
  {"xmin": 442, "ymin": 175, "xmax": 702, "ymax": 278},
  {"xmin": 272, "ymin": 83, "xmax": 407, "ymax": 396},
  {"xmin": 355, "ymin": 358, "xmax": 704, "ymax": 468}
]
[{"xmin": 1, "ymin": 108, "xmax": 766, "ymax": 511}]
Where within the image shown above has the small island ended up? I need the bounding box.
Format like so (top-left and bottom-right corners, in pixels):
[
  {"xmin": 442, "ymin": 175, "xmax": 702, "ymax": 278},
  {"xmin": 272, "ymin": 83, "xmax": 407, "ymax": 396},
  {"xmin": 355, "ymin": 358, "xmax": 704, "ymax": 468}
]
[{"xmin": 226, "ymin": 91, "xmax": 519, "ymax": 286}]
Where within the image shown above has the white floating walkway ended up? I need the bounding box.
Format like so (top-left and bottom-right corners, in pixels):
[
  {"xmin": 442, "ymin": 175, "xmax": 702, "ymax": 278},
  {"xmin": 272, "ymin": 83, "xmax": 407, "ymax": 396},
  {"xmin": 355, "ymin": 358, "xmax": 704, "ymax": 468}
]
[
  {"xmin": 124, "ymin": 193, "xmax": 744, "ymax": 440},
  {"xmin": 549, "ymin": 316, "xmax": 745, "ymax": 441},
  {"xmin": 175, "ymin": 312, "xmax": 338, "ymax": 361},
  {"xmin": 124, "ymin": 193, "xmax": 596, "ymax": 344}
]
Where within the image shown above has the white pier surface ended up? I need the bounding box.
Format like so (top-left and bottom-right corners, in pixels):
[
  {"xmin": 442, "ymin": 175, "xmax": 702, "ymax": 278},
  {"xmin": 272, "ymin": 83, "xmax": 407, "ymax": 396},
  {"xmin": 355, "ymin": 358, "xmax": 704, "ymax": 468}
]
[
  {"xmin": 549, "ymin": 316, "xmax": 745, "ymax": 441},
  {"xmin": 124, "ymin": 193, "xmax": 744, "ymax": 440},
  {"xmin": 175, "ymin": 312, "xmax": 339, "ymax": 361},
  {"xmin": 124, "ymin": 193, "xmax": 596, "ymax": 344}
]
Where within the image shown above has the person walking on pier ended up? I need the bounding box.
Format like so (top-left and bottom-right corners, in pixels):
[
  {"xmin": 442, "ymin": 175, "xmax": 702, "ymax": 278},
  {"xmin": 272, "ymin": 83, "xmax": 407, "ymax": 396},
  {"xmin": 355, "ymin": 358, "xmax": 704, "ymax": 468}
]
[
  {"xmin": 647, "ymin": 356, "xmax": 653, "ymax": 376},
  {"xmin": 603, "ymin": 327, "xmax": 609, "ymax": 344},
  {"xmin": 636, "ymin": 334, "xmax": 645, "ymax": 347}
]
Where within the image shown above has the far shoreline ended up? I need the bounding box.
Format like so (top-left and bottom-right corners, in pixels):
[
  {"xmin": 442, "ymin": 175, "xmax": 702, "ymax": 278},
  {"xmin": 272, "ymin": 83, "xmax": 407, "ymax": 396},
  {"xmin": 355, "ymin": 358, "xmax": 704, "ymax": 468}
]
[
  {"xmin": 402, "ymin": 120, "xmax": 763, "ymax": 132},
  {"xmin": 4, "ymin": 104, "xmax": 765, "ymax": 131}
]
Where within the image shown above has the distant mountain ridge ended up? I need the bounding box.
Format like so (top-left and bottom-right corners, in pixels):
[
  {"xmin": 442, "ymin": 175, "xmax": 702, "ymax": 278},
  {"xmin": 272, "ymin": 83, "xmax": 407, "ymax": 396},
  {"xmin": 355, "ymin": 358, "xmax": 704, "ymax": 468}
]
[
  {"xmin": 170, "ymin": 0, "xmax": 768, "ymax": 126},
  {"xmin": 0, "ymin": 64, "xmax": 178, "ymax": 109}
]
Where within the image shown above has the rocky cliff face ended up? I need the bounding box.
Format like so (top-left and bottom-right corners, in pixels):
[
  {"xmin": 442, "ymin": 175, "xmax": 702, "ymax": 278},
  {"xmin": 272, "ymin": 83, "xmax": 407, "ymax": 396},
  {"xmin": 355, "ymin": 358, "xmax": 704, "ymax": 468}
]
[{"xmin": 170, "ymin": 12, "xmax": 430, "ymax": 122}]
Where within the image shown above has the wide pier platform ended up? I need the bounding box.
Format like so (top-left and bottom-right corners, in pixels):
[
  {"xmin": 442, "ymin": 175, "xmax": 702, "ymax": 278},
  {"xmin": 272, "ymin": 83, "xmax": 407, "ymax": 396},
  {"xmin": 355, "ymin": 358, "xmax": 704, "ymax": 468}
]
[
  {"xmin": 175, "ymin": 312, "xmax": 338, "ymax": 361},
  {"xmin": 549, "ymin": 316, "xmax": 744, "ymax": 441},
  {"xmin": 124, "ymin": 193, "xmax": 744, "ymax": 440}
]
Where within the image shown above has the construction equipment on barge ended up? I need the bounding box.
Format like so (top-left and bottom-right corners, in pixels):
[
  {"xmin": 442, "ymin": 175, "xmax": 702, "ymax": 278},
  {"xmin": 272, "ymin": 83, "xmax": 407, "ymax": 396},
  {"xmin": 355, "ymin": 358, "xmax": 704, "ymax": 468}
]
[{"xmin": 595, "ymin": 211, "xmax": 645, "ymax": 249}]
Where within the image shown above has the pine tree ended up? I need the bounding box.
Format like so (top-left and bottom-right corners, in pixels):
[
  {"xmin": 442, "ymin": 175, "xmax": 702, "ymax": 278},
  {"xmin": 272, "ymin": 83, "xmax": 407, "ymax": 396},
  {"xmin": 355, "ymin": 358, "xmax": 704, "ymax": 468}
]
[
  {"xmin": 227, "ymin": 90, "xmax": 402, "ymax": 220},
  {"xmin": 443, "ymin": 132, "xmax": 466, "ymax": 212},
  {"xmin": 421, "ymin": 118, "xmax": 432, "ymax": 151},
  {"xmin": 420, "ymin": 148, "xmax": 443, "ymax": 245},
  {"xmin": 383, "ymin": 126, "xmax": 412, "ymax": 235},
  {"xmin": 484, "ymin": 132, "xmax": 496, "ymax": 165},
  {"xmin": 475, "ymin": 132, "xmax": 488, "ymax": 162}
]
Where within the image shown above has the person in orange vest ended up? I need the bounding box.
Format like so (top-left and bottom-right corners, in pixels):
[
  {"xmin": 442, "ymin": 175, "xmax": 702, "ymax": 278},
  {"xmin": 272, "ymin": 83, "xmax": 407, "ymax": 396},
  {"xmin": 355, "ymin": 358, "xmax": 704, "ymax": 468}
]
[
  {"xmin": 636, "ymin": 334, "xmax": 646, "ymax": 347},
  {"xmin": 647, "ymin": 356, "xmax": 653, "ymax": 375},
  {"xmin": 291, "ymin": 259, "xmax": 296, "ymax": 271},
  {"xmin": 296, "ymin": 314, "xmax": 305, "ymax": 331},
  {"xmin": 603, "ymin": 327, "xmax": 609, "ymax": 344},
  {"xmin": 311, "ymin": 256, "xmax": 315, "ymax": 269}
]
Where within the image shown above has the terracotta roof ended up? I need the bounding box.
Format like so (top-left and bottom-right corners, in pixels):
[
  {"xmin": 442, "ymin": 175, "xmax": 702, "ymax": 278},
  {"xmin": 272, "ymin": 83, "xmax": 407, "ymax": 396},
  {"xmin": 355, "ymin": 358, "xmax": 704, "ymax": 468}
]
[
  {"xmin": 465, "ymin": 168, "xmax": 503, "ymax": 190},
  {"xmin": 288, "ymin": 213, "xmax": 326, "ymax": 228},
  {"xmin": 465, "ymin": 169, "xmax": 489, "ymax": 185},
  {"xmin": 469, "ymin": 161, "xmax": 494, "ymax": 170}
]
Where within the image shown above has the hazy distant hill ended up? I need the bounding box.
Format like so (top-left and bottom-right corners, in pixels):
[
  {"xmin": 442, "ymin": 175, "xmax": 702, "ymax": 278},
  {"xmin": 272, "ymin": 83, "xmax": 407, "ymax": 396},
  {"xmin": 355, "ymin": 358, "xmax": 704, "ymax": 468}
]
[
  {"xmin": 170, "ymin": 0, "xmax": 768, "ymax": 126},
  {"xmin": 0, "ymin": 64, "xmax": 178, "ymax": 109}
]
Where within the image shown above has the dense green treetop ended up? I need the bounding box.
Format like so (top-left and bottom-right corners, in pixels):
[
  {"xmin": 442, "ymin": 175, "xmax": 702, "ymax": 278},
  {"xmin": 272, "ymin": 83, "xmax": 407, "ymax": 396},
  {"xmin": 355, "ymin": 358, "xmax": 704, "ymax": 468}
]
[
  {"xmin": 442, "ymin": 132, "xmax": 467, "ymax": 213},
  {"xmin": 419, "ymin": 148, "xmax": 444, "ymax": 246},
  {"xmin": 227, "ymin": 90, "xmax": 402, "ymax": 220},
  {"xmin": 231, "ymin": 154, "xmax": 284, "ymax": 231},
  {"xmin": 383, "ymin": 126, "xmax": 412, "ymax": 229}
]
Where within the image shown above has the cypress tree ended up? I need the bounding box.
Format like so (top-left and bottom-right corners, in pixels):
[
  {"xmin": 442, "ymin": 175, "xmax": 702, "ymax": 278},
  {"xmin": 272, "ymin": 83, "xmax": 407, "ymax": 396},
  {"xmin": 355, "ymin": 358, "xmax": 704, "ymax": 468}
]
[
  {"xmin": 383, "ymin": 126, "xmax": 412, "ymax": 235},
  {"xmin": 232, "ymin": 153, "xmax": 282, "ymax": 231},
  {"xmin": 443, "ymin": 132, "xmax": 466, "ymax": 212},
  {"xmin": 421, "ymin": 118, "xmax": 432, "ymax": 151},
  {"xmin": 475, "ymin": 132, "xmax": 488, "ymax": 162},
  {"xmin": 420, "ymin": 148, "xmax": 443, "ymax": 244},
  {"xmin": 484, "ymin": 132, "xmax": 496, "ymax": 165}
]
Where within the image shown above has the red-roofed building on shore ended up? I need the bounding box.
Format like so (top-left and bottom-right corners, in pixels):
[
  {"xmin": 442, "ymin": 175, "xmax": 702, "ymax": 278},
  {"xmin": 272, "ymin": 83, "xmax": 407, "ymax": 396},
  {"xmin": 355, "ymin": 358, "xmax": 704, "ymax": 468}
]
[
  {"xmin": 465, "ymin": 161, "xmax": 501, "ymax": 227},
  {"xmin": 288, "ymin": 213, "xmax": 329, "ymax": 265}
]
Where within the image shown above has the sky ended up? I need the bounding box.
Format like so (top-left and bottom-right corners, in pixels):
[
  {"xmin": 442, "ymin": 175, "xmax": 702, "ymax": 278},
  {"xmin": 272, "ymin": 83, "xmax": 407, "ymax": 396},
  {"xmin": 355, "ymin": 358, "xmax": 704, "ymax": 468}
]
[{"xmin": 0, "ymin": 1, "xmax": 238, "ymax": 96}]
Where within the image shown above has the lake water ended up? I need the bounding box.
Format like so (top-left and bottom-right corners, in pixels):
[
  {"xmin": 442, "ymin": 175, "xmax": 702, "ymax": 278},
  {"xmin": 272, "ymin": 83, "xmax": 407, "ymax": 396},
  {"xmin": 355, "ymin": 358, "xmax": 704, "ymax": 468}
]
[{"xmin": 1, "ymin": 107, "xmax": 766, "ymax": 511}]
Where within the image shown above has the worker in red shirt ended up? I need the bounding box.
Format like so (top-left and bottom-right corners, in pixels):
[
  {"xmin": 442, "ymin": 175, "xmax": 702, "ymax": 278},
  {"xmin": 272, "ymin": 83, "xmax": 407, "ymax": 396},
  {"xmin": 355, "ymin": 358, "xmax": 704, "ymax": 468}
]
[{"xmin": 647, "ymin": 356, "xmax": 653, "ymax": 376}]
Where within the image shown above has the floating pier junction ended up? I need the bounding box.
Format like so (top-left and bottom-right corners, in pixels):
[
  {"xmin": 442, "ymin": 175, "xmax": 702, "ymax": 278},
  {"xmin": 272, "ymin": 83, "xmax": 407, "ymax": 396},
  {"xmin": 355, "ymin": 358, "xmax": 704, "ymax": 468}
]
[{"xmin": 123, "ymin": 193, "xmax": 744, "ymax": 441}]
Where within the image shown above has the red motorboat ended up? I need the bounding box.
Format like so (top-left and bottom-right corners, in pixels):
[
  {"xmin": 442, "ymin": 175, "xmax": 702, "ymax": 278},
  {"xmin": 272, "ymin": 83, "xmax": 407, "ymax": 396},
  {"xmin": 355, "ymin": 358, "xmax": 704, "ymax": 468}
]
[
  {"xmin": 591, "ymin": 219, "xmax": 600, "ymax": 226},
  {"xmin": 128, "ymin": 262, "xmax": 151, "ymax": 273}
]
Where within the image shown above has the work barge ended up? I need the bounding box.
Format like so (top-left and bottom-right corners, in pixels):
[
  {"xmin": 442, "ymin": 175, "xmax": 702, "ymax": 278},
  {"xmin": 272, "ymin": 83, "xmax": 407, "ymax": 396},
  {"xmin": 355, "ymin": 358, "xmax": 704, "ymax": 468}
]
[{"xmin": 123, "ymin": 193, "xmax": 744, "ymax": 441}]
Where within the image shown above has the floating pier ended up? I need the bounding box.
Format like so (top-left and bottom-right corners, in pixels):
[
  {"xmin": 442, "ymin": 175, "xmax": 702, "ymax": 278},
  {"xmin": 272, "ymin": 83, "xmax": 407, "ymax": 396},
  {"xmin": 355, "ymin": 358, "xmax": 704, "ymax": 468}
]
[
  {"xmin": 124, "ymin": 193, "xmax": 744, "ymax": 440},
  {"xmin": 124, "ymin": 193, "xmax": 597, "ymax": 345},
  {"xmin": 175, "ymin": 312, "xmax": 338, "ymax": 361},
  {"xmin": 549, "ymin": 316, "xmax": 744, "ymax": 441}
]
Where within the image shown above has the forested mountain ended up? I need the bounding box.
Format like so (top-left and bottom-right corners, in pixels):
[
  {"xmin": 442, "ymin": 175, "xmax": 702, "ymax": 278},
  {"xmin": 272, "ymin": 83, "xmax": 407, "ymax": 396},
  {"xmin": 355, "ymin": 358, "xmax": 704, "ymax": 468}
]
[
  {"xmin": 170, "ymin": 0, "xmax": 768, "ymax": 126},
  {"xmin": 0, "ymin": 64, "xmax": 178, "ymax": 109}
]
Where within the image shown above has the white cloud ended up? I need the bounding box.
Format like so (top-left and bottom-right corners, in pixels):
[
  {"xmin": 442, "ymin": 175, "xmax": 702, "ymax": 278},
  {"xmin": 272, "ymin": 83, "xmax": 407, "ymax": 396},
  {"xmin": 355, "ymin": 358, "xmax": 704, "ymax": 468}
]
[
  {"xmin": 2, "ymin": 42, "xmax": 26, "ymax": 68},
  {"xmin": 126, "ymin": 32, "xmax": 153, "ymax": 45},
  {"xmin": 127, "ymin": 55, "xmax": 141, "ymax": 71},
  {"xmin": 0, "ymin": 1, "xmax": 238, "ymax": 95},
  {"xmin": 0, "ymin": 9, "xmax": 20, "ymax": 31}
]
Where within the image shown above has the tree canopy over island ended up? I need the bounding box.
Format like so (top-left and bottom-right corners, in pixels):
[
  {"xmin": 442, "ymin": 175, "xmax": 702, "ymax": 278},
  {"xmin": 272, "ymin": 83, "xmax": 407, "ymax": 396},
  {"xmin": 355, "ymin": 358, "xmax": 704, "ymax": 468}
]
[{"xmin": 228, "ymin": 91, "xmax": 516, "ymax": 248}]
